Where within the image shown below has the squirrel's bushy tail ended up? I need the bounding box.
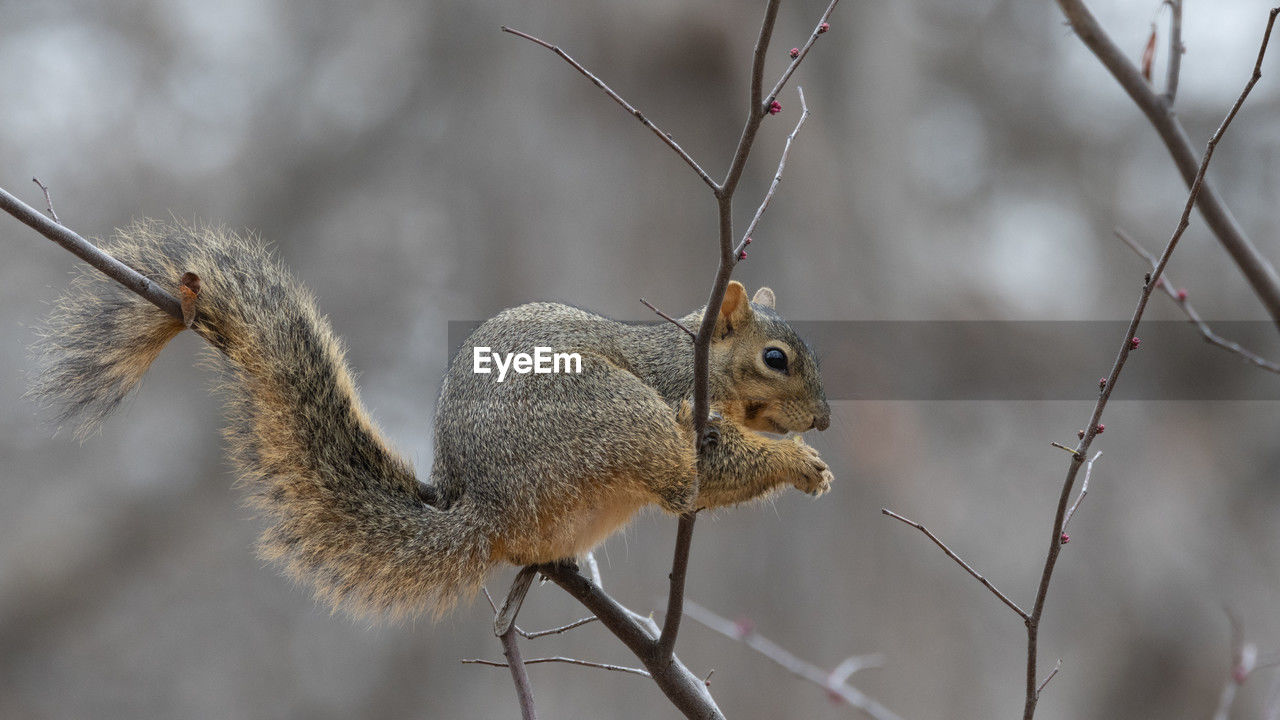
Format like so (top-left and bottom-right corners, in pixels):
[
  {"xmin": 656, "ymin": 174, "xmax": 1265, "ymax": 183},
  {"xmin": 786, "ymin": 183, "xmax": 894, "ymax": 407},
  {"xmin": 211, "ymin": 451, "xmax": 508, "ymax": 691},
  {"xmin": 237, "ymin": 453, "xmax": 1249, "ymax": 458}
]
[{"xmin": 33, "ymin": 219, "xmax": 491, "ymax": 619}]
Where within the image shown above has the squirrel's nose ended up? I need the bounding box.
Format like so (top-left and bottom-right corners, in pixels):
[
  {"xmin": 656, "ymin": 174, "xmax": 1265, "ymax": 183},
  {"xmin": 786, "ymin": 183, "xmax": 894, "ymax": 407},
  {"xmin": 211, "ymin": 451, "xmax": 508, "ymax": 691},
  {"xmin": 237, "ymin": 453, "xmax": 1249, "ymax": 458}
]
[{"xmin": 810, "ymin": 399, "xmax": 831, "ymax": 431}]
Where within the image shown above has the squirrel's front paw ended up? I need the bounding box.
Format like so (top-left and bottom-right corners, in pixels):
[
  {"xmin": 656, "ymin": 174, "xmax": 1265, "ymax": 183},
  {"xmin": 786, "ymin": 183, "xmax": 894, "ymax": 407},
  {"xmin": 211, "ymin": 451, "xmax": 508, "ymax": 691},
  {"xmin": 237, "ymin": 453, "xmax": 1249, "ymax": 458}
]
[{"xmin": 788, "ymin": 438, "xmax": 833, "ymax": 497}]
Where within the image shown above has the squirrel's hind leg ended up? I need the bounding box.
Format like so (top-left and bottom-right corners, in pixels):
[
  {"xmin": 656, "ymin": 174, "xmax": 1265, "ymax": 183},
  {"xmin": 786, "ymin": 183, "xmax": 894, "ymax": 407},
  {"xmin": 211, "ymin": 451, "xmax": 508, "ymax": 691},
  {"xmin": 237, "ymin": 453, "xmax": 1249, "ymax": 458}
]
[{"xmin": 480, "ymin": 353, "xmax": 700, "ymax": 564}]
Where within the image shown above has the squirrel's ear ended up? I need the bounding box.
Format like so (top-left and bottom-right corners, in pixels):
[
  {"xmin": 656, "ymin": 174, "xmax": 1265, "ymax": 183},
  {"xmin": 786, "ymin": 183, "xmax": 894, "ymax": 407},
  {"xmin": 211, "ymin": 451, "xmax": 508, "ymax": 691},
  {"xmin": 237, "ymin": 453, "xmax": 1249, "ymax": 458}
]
[
  {"xmin": 752, "ymin": 287, "xmax": 776, "ymax": 309},
  {"xmin": 716, "ymin": 281, "xmax": 752, "ymax": 337}
]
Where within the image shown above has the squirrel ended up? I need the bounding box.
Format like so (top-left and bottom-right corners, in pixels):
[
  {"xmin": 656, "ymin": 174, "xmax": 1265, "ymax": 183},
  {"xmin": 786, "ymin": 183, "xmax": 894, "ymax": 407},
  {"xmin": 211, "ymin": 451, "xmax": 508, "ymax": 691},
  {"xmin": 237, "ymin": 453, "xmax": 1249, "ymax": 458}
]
[{"xmin": 32, "ymin": 219, "xmax": 833, "ymax": 619}]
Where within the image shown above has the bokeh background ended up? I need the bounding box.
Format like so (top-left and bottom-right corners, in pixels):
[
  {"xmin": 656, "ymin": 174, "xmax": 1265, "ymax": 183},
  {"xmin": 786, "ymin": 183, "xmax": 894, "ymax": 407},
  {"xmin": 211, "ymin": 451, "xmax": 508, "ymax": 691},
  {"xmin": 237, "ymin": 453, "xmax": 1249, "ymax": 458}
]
[{"xmin": 3, "ymin": 0, "xmax": 1280, "ymax": 718}]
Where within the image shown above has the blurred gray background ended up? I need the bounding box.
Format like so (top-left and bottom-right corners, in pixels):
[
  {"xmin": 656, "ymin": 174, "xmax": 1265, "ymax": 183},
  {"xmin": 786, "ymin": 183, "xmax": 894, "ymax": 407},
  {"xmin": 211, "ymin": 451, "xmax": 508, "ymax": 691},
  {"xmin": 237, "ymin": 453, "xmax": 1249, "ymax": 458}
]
[{"xmin": 2, "ymin": 0, "xmax": 1280, "ymax": 718}]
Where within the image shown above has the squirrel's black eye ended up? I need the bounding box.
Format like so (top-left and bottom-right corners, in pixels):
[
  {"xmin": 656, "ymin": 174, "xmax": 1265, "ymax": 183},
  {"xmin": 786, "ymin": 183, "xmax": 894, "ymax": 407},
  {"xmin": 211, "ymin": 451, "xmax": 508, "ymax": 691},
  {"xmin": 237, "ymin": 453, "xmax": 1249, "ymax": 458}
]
[{"xmin": 762, "ymin": 347, "xmax": 788, "ymax": 372}]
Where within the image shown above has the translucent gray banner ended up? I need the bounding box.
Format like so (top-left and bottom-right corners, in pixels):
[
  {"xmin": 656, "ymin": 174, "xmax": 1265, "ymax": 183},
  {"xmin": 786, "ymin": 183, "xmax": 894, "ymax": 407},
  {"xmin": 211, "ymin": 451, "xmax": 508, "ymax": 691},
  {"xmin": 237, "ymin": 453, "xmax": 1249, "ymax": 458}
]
[{"xmin": 448, "ymin": 321, "xmax": 1280, "ymax": 400}]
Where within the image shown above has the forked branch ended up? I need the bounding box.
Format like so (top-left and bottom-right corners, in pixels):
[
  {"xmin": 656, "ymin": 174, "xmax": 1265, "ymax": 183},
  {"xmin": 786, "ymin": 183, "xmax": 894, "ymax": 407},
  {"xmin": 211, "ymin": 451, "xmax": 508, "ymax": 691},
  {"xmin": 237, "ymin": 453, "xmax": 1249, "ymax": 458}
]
[
  {"xmin": 1022, "ymin": 9, "xmax": 1279, "ymax": 719},
  {"xmin": 1055, "ymin": 0, "xmax": 1280, "ymax": 330},
  {"xmin": 1113, "ymin": 229, "xmax": 1280, "ymax": 375}
]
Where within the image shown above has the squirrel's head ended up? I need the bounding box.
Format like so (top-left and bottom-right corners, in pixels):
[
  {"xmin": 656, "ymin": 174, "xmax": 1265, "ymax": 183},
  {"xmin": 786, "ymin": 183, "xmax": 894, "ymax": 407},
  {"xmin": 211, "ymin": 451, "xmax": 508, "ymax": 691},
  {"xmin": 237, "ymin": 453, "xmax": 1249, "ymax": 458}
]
[{"xmin": 711, "ymin": 281, "xmax": 830, "ymax": 434}]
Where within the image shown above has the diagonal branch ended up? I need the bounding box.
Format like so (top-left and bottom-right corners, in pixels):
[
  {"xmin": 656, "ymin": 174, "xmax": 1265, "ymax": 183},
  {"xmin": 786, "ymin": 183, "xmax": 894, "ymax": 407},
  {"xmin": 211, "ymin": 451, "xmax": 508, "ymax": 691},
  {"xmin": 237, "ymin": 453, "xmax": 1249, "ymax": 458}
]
[
  {"xmin": 684, "ymin": 600, "xmax": 901, "ymax": 720},
  {"xmin": 0, "ymin": 186, "xmax": 183, "ymax": 320},
  {"xmin": 640, "ymin": 298, "xmax": 697, "ymax": 340},
  {"xmin": 1055, "ymin": 0, "xmax": 1280, "ymax": 332},
  {"xmin": 500, "ymin": 26, "xmax": 717, "ymax": 191},
  {"xmin": 1113, "ymin": 229, "xmax": 1280, "ymax": 374},
  {"xmin": 881, "ymin": 509, "xmax": 1030, "ymax": 620}
]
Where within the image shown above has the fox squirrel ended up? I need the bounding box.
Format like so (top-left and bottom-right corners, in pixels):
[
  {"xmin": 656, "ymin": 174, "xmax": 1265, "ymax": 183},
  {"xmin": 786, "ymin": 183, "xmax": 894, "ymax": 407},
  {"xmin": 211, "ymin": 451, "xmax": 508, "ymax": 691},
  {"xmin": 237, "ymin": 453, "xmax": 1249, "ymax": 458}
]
[{"xmin": 33, "ymin": 220, "xmax": 833, "ymax": 619}]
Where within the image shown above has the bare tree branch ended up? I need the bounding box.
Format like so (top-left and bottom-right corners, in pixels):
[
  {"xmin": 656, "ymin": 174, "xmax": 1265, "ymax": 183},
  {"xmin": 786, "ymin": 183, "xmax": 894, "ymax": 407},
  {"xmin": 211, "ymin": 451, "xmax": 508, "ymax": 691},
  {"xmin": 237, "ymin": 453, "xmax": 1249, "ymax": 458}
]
[
  {"xmin": 683, "ymin": 600, "xmax": 901, "ymax": 720},
  {"xmin": 1055, "ymin": 0, "xmax": 1280, "ymax": 331},
  {"xmin": 1061, "ymin": 451, "xmax": 1100, "ymax": 532},
  {"xmin": 463, "ymin": 656, "xmax": 651, "ymax": 678},
  {"xmin": 737, "ymin": 87, "xmax": 811, "ymax": 257},
  {"xmin": 1036, "ymin": 659, "xmax": 1062, "ymax": 699},
  {"xmin": 31, "ymin": 177, "xmax": 59, "ymax": 224},
  {"xmin": 518, "ymin": 616, "xmax": 598, "ymax": 639},
  {"xmin": 0, "ymin": 186, "xmax": 183, "ymax": 320},
  {"xmin": 881, "ymin": 509, "xmax": 1029, "ymax": 620},
  {"xmin": 640, "ymin": 298, "xmax": 697, "ymax": 340},
  {"xmin": 500, "ymin": 26, "xmax": 717, "ymax": 191},
  {"xmin": 1022, "ymin": 11, "xmax": 1279, "ymax": 718},
  {"xmin": 1113, "ymin": 229, "xmax": 1280, "ymax": 374}
]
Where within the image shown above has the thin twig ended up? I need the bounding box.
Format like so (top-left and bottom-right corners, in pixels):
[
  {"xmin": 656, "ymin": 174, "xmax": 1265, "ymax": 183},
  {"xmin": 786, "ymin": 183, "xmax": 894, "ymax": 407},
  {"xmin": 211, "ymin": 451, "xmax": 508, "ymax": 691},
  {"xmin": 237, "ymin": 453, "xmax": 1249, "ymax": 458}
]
[
  {"xmin": 1062, "ymin": 452, "xmax": 1100, "ymax": 531},
  {"xmin": 641, "ymin": 298, "xmax": 696, "ymax": 340},
  {"xmin": 1113, "ymin": 229, "xmax": 1280, "ymax": 374},
  {"xmin": 500, "ymin": 26, "xmax": 716, "ymax": 190},
  {"xmin": 31, "ymin": 177, "xmax": 59, "ymax": 224},
  {"xmin": 482, "ymin": 585, "xmax": 599, "ymax": 640},
  {"xmin": 1163, "ymin": 0, "xmax": 1183, "ymax": 103},
  {"xmin": 1022, "ymin": 12, "xmax": 1279, "ymax": 718},
  {"xmin": 0, "ymin": 186, "xmax": 184, "ymax": 320},
  {"xmin": 463, "ymin": 656, "xmax": 651, "ymax": 678},
  {"xmin": 881, "ymin": 509, "xmax": 1030, "ymax": 620},
  {"xmin": 683, "ymin": 600, "xmax": 901, "ymax": 720},
  {"xmin": 1036, "ymin": 659, "xmax": 1062, "ymax": 698},
  {"xmin": 736, "ymin": 87, "xmax": 811, "ymax": 257},
  {"xmin": 520, "ymin": 616, "xmax": 598, "ymax": 639},
  {"xmin": 1049, "ymin": 442, "xmax": 1079, "ymax": 456},
  {"xmin": 1056, "ymin": 0, "xmax": 1280, "ymax": 331}
]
